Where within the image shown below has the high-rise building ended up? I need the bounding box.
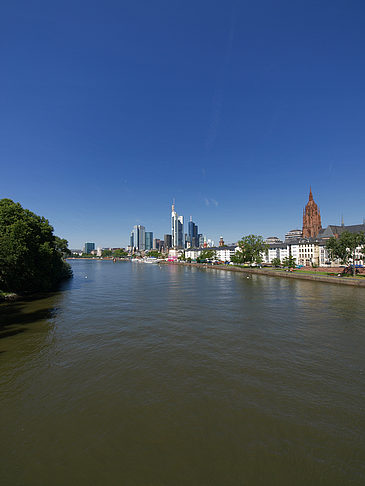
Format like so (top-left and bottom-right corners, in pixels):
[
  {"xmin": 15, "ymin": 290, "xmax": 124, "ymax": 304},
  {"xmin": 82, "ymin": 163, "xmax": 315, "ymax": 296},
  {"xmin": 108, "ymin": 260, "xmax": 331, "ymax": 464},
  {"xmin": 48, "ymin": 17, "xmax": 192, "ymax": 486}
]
[
  {"xmin": 84, "ymin": 242, "xmax": 95, "ymax": 254},
  {"xmin": 302, "ymin": 188, "xmax": 322, "ymax": 238},
  {"xmin": 132, "ymin": 225, "xmax": 145, "ymax": 251},
  {"xmin": 177, "ymin": 216, "xmax": 184, "ymax": 248},
  {"xmin": 171, "ymin": 203, "xmax": 184, "ymax": 248},
  {"xmin": 164, "ymin": 234, "xmax": 172, "ymax": 249},
  {"xmin": 184, "ymin": 233, "xmax": 189, "ymax": 248},
  {"xmin": 171, "ymin": 203, "xmax": 178, "ymax": 248},
  {"xmin": 145, "ymin": 231, "xmax": 153, "ymax": 251},
  {"xmin": 157, "ymin": 240, "xmax": 164, "ymax": 252},
  {"xmin": 188, "ymin": 217, "xmax": 199, "ymax": 248}
]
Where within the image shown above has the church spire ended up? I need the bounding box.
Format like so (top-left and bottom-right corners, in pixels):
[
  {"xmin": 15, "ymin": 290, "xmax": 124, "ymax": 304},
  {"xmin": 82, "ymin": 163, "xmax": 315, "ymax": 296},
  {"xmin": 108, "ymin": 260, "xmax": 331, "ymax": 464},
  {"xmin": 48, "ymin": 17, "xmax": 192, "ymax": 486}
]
[{"xmin": 302, "ymin": 188, "xmax": 322, "ymax": 238}]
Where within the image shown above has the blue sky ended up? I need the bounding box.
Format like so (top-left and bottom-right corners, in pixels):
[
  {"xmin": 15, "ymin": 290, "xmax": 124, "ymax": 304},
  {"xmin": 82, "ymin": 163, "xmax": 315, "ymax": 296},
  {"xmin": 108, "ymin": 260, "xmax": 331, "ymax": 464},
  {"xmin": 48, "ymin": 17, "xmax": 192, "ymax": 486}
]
[{"xmin": 1, "ymin": 0, "xmax": 364, "ymax": 248}]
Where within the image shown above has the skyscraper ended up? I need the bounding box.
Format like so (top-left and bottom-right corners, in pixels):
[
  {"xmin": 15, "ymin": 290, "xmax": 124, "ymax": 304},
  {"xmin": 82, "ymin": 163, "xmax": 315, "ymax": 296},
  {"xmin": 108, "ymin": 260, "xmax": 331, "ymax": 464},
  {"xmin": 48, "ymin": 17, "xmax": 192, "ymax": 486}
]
[
  {"xmin": 153, "ymin": 238, "xmax": 162, "ymax": 251},
  {"xmin": 171, "ymin": 202, "xmax": 184, "ymax": 249},
  {"xmin": 171, "ymin": 203, "xmax": 178, "ymax": 248},
  {"xmin": 164, "ymin": 234, "xmax": 172, "ymax": 249},
  {"xmin": 145, "ymin": 231, "xmax": 153, "ymax": 251},
  {"xmin": 188, "ymin": 216, "xmax": 199, "ymax": 248},
  {"xmin": 132, "ymin": 225, "xmax": 145, "ymax": 251},
  {"xmin": 177, "ymin": 216, "xmax": 184, "ymax": 248}
]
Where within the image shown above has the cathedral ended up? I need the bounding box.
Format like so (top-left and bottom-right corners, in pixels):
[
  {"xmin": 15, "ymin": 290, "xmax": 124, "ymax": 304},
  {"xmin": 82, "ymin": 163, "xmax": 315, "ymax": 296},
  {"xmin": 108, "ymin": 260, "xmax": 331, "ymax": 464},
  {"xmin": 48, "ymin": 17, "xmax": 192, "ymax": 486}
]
[{"xmin": 302, "ymin": 188, "xmax": 322, "ymax": 238}]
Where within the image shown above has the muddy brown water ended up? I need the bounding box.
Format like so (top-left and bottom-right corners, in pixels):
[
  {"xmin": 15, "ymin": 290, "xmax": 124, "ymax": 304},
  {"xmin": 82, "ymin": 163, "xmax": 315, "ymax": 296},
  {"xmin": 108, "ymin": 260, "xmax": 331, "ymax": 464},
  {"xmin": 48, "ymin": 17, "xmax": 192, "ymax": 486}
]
[{"xmin": 1, "ymin": 260, "xmax": 364, "ymax": 485}]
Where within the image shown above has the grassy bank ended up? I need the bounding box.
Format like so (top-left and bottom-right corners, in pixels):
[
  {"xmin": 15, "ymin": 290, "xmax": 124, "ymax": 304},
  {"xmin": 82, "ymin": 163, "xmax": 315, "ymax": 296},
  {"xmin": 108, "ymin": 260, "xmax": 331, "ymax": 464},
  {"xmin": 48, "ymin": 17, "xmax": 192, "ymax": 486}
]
[{"xmin": 162, "ymin": 262, "xmax": 365, "ymax": 287}]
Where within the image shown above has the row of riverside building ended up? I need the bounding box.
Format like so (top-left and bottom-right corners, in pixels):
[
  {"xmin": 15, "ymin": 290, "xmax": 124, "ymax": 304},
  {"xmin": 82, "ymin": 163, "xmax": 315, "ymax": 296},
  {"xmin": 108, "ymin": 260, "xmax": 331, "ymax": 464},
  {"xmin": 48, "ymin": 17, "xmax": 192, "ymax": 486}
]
[{"xmin": 185, "ymin": 188, "xmax": 365, "ymax": 267}]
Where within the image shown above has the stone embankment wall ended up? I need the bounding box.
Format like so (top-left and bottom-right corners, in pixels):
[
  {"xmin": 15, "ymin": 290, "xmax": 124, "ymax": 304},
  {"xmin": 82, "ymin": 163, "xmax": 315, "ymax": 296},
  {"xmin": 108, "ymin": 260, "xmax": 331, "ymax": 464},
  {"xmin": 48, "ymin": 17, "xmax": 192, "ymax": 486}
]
[
  {"xmin": 163, "ymin": 262, "xmax": 365, "ymax": 287},
  {"xmin": 301, "ymin": 266, "xmax": 365, "ymax": 275}
]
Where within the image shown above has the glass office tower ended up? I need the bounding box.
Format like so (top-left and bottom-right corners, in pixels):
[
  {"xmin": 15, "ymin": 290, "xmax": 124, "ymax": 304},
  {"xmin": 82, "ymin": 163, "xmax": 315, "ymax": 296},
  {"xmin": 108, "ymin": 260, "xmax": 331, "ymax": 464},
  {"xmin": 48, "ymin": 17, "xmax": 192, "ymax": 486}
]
[
  {"xmin": 132, "ymin": 225, "xmax": 145, "ymax": 251},
  {"xmin": 145, "ymin": 232, "xmax": 153, "ymax": 251}
]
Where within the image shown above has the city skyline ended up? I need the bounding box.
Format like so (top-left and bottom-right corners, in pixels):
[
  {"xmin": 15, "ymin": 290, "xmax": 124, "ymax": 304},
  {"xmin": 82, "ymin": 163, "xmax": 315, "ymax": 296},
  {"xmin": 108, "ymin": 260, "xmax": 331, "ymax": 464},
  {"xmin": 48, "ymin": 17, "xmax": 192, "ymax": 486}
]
[
  {"xmin": 72, "ymin": 186, "xmax": 365, "ymax": 251},
  {"xmin": 1, "ymin": 2, "xmax": 365, "ymax": 248}
]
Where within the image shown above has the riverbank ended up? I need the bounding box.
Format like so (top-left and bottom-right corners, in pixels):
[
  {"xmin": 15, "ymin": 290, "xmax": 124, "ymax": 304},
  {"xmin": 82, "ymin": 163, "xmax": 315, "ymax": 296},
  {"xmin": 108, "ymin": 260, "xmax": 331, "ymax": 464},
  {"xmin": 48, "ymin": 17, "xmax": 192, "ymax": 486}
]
[
  {"xmin": 161, "ymin": 261, "xmax": 365, "ymax": 287},
  {"xmin": 67, "ymin": 257, "xmax": 130, "ymax": 261},
  {"xmin": 0, "ymin": 292, "xmax": 19, "ymax": 302}
]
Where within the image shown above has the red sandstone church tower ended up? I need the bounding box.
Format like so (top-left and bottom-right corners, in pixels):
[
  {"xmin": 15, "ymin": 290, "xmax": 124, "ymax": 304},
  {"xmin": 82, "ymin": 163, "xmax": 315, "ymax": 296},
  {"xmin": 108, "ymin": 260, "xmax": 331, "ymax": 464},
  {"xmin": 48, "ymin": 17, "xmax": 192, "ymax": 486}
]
[{"xmin": 302, "ymin": 188, "xmax": 322, "ymax": 238}]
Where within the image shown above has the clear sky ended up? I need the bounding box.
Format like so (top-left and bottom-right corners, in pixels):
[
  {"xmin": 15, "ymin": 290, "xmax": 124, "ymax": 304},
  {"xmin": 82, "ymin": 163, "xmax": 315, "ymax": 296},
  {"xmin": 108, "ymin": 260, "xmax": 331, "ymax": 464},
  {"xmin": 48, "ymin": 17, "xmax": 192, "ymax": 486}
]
[{"xmin": 1, "ymin": 1, "xmax": 365, "ymax": 248}]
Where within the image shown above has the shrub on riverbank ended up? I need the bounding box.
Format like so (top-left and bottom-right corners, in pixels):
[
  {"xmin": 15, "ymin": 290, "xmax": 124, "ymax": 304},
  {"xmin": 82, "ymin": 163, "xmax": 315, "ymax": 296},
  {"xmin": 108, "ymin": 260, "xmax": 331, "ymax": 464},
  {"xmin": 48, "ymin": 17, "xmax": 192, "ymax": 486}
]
[{"xmin": 0, "ymin": 199, "xmax": 72, "ymax": 293}]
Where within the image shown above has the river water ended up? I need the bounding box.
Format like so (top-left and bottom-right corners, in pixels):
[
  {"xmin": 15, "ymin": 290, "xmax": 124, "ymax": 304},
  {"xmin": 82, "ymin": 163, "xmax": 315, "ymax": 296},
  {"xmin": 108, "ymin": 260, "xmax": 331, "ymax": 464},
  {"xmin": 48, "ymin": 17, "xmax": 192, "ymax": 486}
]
[{"xmin": 1, "ymin": 260, "xmax": 364, "ymax": 485}]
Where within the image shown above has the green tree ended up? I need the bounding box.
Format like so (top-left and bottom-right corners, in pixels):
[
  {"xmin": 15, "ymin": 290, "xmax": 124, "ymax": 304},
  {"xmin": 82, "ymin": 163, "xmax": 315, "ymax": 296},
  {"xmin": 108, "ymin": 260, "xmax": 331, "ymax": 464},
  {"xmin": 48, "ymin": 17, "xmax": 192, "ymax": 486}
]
[
  {"xmin": 326, "ymin": 231, "xmax": 365, "ymax": 276},
  {"xmin": 197, "ymin": 249, "xmax": 216, "ymax": 263},
  {"xmin": 0, "ymin": 199, "xmax": 72, "ymax": 293},
  {"xmin": 282, "ymin": 255, "xmax": 296, "ymax": 269},
  {"xmin": 102, "ymin": 249, "xmax": 113, "ymax": 257},
  {"xmin": 113, "ymin": 249, "xmax": 128, "ymax": 258},
  {"xmin": 231, "ymin": 235, "xmax": 268, "ymax": 265},
  {"xmin": 54, "ymin": 236, "xmax": 71, "ymax": 258},
  {"xmin": 271, "ymin": 257, "xmax": 281, "ymax": 267},
  {"xmin": 147, "ymin": 250, "xmax": 161, "ymax": 258}
]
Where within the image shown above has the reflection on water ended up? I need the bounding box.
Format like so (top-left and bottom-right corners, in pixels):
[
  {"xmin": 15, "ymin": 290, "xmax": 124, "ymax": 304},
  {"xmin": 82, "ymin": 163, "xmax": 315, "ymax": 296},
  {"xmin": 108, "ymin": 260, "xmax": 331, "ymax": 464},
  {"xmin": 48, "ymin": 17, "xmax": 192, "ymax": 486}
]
[{"xmin": 1, "ymin": 261, "xmax": 365, "ymax": 485}]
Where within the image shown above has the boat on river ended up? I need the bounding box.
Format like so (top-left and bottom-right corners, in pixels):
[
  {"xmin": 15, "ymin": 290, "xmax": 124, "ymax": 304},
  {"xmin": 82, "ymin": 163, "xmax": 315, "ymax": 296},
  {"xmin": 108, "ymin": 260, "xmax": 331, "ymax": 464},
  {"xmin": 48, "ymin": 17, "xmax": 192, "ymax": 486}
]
[{"xmin": 143, "ymin": 257, "xmax": 162, "ymax": 264}]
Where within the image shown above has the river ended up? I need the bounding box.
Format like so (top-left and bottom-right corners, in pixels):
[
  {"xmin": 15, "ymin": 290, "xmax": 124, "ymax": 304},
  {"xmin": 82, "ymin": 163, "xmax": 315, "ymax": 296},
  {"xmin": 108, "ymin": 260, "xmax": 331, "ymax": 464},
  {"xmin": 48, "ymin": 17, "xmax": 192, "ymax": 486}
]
[{"xmin": 1, "ymin": 260, "xmax": 364, "ymax": 485}]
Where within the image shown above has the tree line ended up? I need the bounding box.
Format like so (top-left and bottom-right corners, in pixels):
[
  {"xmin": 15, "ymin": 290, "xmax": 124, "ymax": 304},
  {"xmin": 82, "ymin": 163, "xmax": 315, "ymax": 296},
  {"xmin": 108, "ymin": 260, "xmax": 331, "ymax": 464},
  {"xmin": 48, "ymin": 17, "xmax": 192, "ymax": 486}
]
[{"xmin": 0, "ymin": 199, "xmax": 72, "ymax": 293}]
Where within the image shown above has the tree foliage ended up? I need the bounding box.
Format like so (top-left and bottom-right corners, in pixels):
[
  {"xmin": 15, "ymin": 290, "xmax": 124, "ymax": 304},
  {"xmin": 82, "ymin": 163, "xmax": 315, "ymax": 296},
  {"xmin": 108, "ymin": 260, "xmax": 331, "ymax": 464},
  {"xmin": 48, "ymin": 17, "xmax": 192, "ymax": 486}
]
[
  {"xmin": 271, "ymin": 257, "xmax": 281, "ymax": 267},
  {"xmin": 197, "ymin": 249, "xmax": 216, "ymax": 262},
  {"xmin": 231, "ymin": 235, "xmax": 268, "ymax": 265},
  {"xmin": 55, "ymin": 236, "xmax": 71, "ymax": 258},
  {"xmin": 0, "ymin": 199, "xmax": 72, "ymax": 293},
  {"xmin": 147, "ymin": 250, "xmax": 161, "ymax": 258},
  {"xmin": 282, "ymin": 255, "xmax": 296, "ymax": 269},
  {"xmin": 113, "ymin": 249, "xmax": 128, "ymax": 258},
  {"xmin": 326, "ymin": 231, "xmax": 365, "ymax": 276},
  {"xmin": 101, "ymin": 248, "xmax": 128, "ymax": 258}
]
